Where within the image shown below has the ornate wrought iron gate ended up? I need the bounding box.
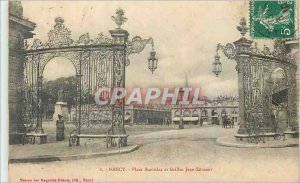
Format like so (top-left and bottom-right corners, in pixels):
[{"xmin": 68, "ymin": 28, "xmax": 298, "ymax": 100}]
[
  {"xmin": 23, "ymin": 9, "xmax": 156, "ymax": 141},
  {"xmin": 213, "ymin": 18, "xmax": 298, "ymax": 137}
]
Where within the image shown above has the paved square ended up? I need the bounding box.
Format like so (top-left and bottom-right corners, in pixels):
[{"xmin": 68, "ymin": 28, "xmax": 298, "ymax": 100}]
[{"xmin": 9, "ymin": 125, "xmax": 299, "ymax": 182}]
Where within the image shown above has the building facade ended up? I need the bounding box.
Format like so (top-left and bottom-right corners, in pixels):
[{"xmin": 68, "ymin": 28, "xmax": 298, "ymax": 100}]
[
  {"xmin": 124, "ymin": 105, "xmax": 172, "ymax": 125},
  {"xmin": 172, "ymin": 96, "xmax": 239, "ymax": 126},
  {"xmin": 9, "ymin": 1, "xmax": 36, "ymax": 144},
  {"xmin": 69, "ymin": 104, "xmax": 172, "ymax": 126}
]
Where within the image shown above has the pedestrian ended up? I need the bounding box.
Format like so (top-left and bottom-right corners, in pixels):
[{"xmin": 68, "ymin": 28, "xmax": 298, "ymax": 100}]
[
  {"xmin": 56, "ymin": 114, "xmax": 65, "ymax": 141},
  {"xmin": 200, "ymin": 118, "xmax": 203, "ymax": 126}
]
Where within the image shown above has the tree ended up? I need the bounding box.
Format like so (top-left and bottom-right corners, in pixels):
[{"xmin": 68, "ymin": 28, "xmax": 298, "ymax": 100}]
[{"xmin": 42, "ymin": 76, "xmax": 77, "ymax": 119}]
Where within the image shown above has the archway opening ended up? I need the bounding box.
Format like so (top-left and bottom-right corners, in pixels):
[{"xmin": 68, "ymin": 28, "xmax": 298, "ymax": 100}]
[
  {"xmin": 42, "ymin": 57, "xmax": 77, "ymax": 123},
  {"xmin": 192, "ymin": 110, "xmax": 198, "ymax": 117},
  {"xmin": 270, "ymin": 67, "xmax": 288, "ymax": 131},
  {"xmin": 211, "ymin": 109, "xmax": 219, "ymax": 125},
  {"xmin": 43, "ymin": 57, "xmax": 76, "ymax": 81},
  {"xmin": 232, "ymin": 109, "xmax": 238, "ymax": 124}
]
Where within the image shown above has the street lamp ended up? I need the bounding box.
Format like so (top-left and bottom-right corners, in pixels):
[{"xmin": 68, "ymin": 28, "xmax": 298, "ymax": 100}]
[
  {"xmin": 211, "ymin": 17, "xmax": 251, "ymax": 135},
  {"xmin": 212, "ymin": 54, "xmax": 222, "ymax": 77},
  {"xmin": 148, "ymin": 49, "xmax": 158, "ymax": 74},
  {"xmin": 179, "ymin": 87, "xmax": 184, "ymax": 129}
]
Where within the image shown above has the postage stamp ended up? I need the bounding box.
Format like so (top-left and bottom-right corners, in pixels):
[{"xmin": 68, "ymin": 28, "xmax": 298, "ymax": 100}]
[{"xmin": 250, "ymin": 0, "xmax": 295, "ymax": 39}]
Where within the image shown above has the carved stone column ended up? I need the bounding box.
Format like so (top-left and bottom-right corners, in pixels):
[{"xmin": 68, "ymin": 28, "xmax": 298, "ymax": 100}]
[
  {"xmin": 106, "ymin": 28, "xmax": 129, "ymax": 148},
  {"xmin": 9, "ymin": 1, "xmax": 35, "ymax": 144},
  {"xmin": 285, "ymin": 67, "xmax": 299, "ymax": 138},
  {"xmin": 233, "ymin": 38, "xmax": 253, "ymax": 135},
  {"xmin": 110, "ymin": 29, "xmax": 128, "ymax": 133}
]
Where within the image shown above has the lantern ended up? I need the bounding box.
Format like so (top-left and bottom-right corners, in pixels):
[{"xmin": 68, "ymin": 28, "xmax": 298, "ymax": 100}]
[
  {"xmin": 212, "ymin": 54, "xmax": 222, "ymax": 77},
  {"xmin": 148, "ymin": 50, "xmax": 158, "ymax": 74}
]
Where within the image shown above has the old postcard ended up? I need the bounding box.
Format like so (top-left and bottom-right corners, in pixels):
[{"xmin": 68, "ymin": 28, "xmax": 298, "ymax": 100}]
[{"xmin": 7, "ymin": 0, "xmax": 299, "ymax": 182}]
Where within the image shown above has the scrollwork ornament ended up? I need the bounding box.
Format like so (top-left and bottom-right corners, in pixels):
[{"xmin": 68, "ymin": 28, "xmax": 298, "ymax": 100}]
[
  {"xmin": 38, "ymin": 51, "xmax": 81, "ymax": 73},
  {"xmin": 97, "ymin": 72, "xmax": 106, "ymax": 86},
  {"xmin": 261, "ymin": 45, "xmax": 272, "ymax": 56},
  {"xmin": 127, "ymin": 36, "xmax": 154, "ymax": 55},
  {"xmin": 113, "ymin": 107, "xmax": 123, "ymax": 128},
  {"xmin": 31, "ymin": 39, "xmax": 44, "ymax": 50},
  {"xmin": 113, "ymin": 51, "xmax": 125, "ymax": 87},
  {"xmin": 250, "ymin": 42, "xmax": 261, "ymax": 55},
  {"xmin": 92, "ymin": 33, "xmax": 114, "ymax": 45},
  {"xmin": 47, "ymin": 17, "xmax": 74, "ymax": 47},
  {"xmin": 75, "ymin": 33, "xmax": 92, "ymax": 45},
  {"xmin": 125, "ymin": 57, "xmax": 130, "ymax": 66},
  {"xmin": 224, "ymin": 43, "xmax": 236, "ymax": 59},
  {"xmin": 272, "ymin": 40, "xmax": 286, "ymax": 60},
  {"xmin": 216, "ymin": 43, "xmax": 236, "ymax": 60},
  {"xmin": 69, "ymin": 130, "xmax": 78, "ymax": 147}
]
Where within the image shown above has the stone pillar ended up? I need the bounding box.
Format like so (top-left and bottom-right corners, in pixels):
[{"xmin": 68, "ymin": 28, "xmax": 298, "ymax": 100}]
[
  {"xmin": 285, "ymin": 40, "xmax": 299, "ymax": 138},
  {"xmin": 9, "ymin": 1, "xmax": 36, "ymax": 144},
  {"xmin": 233, "ymin": 38, "xmax": 253, "ymax": 135},
  {"xmin": 109, "ymin": 28, "xmax": 129, "ymax": 131},
  {"xmin": 53, "ymin": 102, "xmax": 69, "ymax": 122}
]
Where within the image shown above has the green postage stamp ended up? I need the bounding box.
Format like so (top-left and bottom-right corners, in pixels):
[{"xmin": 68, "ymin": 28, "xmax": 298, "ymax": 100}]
[{"xmin": 250, "ymin": 0, "xmax": 295, "ymax": 39}]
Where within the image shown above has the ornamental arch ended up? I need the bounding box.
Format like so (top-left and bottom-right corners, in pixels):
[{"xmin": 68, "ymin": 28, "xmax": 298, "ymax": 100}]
[
  {"xmin": 22, "ymin": 10, "xmax": 156, "ymax": 143},
  {"xmin": 192, "ymin": 109, "xmax": 199, "ymax": 117},
  {"xmin": 214, "ymin": 18, "xmax": 298, "ymax": 136}
]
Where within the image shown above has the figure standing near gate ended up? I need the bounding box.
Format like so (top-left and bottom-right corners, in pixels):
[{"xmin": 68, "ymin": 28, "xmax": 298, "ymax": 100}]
[
  {"xmin": 56, "ymin": 114, "xmax": 65, "ymax": 141},
  {"xmin": 200, "ymin": 118, "xmax": 204, "ymax": 126}
]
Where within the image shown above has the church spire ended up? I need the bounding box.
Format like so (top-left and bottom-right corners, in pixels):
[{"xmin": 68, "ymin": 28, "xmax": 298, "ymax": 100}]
[{"xmin": 185, "ymin": 73, "xmax": 189, "ymax": 88}]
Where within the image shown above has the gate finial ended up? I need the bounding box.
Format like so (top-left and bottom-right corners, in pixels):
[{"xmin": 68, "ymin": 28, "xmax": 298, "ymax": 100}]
[
  {"xmin": 111, "ymin": 8, "xmax": 128, "ymax": 29},
  {"xmin": 237, "ymin": 17, "xmax": 249, "ymax": 37},
  {"xmin": 47, "ymin": 16, "xmax": 73, "ymax": 47}
]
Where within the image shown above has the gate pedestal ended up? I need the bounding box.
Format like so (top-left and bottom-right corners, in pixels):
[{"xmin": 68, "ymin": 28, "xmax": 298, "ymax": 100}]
[
  {"xmin": 33, "ymin": 134, "xmax": 48, "ymax": 144},
  {"xmin": 107, "ymin": 136, "xmax": 128, "ymax": 148},
  {"xmin": 53, "ymin": 102, "xmax": 69, "ymax": 123},
  {"xmin": 284, "ymin": 131, "xmax": 299, "ymax": 139},
  {"xmin": 26, "ymin": 133, "xmax": 48, "ymax": 144}
]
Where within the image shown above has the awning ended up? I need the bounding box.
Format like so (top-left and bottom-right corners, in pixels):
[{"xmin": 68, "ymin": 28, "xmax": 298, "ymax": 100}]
[{"xmin": 173, "ymin": 117, "xmax": 199, "ymax": 122}]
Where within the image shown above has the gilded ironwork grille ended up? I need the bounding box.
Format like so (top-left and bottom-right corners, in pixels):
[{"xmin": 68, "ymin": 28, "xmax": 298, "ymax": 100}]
[
  {"xmin": 215, "ymin": 18, "xmax": 298, "ymax": 136},
  {"xmin": 22, "ymin": 11, "xmax": 156, "ymax": 136}
]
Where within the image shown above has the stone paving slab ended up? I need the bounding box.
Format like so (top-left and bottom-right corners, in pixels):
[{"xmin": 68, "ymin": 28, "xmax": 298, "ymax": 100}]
[{"xmin": 217, "ymin": 135, "xmax": 299, "ymax": 148}]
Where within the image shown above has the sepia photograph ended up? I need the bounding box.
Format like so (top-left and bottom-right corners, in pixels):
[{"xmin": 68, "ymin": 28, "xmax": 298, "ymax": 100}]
[{"xmin": 5, "ymin": 0, "xmax": 299, "ymax": 182}]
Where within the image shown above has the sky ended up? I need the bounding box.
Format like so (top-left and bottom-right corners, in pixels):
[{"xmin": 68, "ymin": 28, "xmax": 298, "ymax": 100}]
[{"xmin": 22, "ymin": 1, "xmax": 251, "ymax": 97}]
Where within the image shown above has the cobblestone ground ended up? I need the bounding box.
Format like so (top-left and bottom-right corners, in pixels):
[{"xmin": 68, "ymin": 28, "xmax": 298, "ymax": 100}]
[{"xmin": 9, "ymin": 125, "xmax": 299, "ymax": 182}]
